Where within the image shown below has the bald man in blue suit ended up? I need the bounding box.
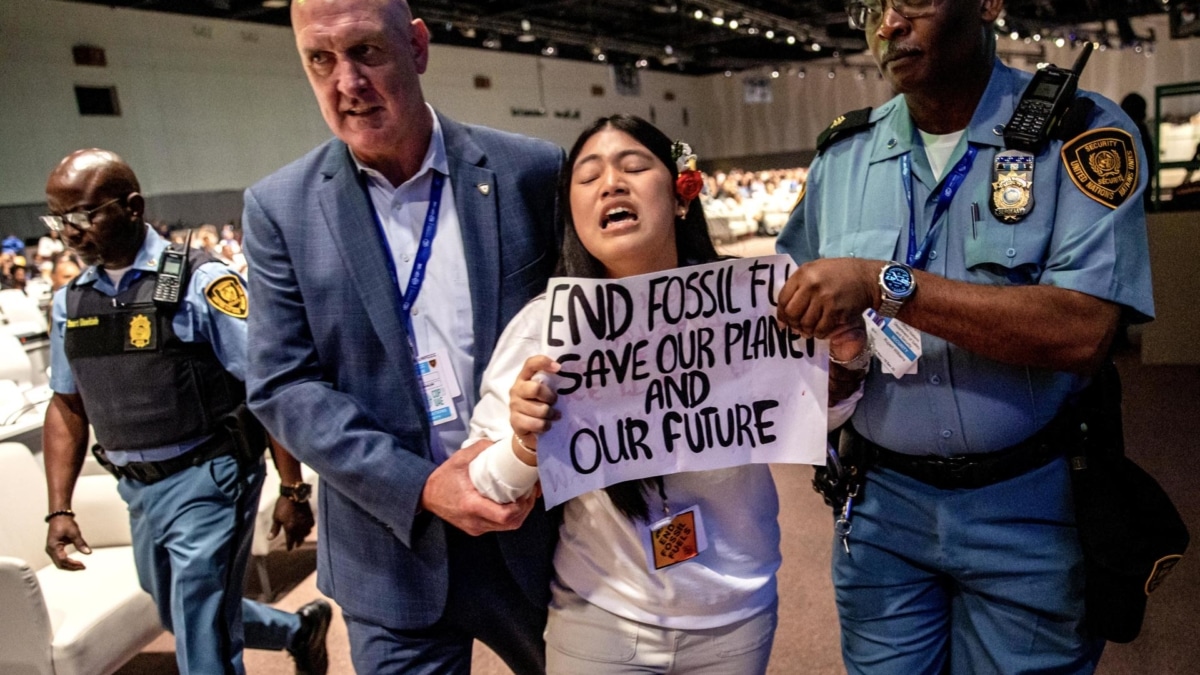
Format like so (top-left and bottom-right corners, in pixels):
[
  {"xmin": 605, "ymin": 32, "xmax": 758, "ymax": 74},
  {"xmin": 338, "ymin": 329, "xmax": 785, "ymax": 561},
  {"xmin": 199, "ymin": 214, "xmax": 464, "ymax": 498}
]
[{"xmin": 242, "ymin": 1, "xmax": 563, "ymax": 673}]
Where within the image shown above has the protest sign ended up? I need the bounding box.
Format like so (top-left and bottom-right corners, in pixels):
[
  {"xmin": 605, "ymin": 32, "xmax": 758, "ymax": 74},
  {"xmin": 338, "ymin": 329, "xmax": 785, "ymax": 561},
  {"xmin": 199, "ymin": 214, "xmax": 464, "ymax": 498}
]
[{"xmin": 536, "ymin": 255, "xmax": 829, "ymax": 508}]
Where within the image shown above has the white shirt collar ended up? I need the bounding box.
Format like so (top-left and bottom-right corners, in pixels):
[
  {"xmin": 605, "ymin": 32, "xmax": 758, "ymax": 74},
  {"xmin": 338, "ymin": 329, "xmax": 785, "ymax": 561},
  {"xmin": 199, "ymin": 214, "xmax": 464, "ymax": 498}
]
[{"xmin": 352, "ymin": 104, "xmax": 448, "ymax": 190}]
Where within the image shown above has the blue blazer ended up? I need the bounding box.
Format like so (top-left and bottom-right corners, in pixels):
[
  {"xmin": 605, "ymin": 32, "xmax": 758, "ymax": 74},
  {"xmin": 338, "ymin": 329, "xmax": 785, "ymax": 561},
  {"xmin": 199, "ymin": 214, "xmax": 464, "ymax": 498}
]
[{"xmin": 243, "ymin": 112, "xmax": 564, "ymax": 629}]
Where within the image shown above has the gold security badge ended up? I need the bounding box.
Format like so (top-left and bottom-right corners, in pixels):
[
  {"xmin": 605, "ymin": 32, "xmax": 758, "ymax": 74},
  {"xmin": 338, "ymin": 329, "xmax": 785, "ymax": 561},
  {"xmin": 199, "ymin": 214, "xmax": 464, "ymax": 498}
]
[
  {"xmin": 991, "ymin": 150, "xmax": 1036, "ymax": 223},
  {"xmin": 126, "ymin": 314, "xmax": 155, "ymax": 351}
]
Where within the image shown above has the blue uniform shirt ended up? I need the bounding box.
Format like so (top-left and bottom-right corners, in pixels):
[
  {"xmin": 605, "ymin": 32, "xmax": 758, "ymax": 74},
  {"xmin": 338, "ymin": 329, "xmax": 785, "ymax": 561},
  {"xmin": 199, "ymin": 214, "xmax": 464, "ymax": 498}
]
[
  {"xmin": 778, "ymin": 59, "xmax": 1154, "ymax": 457},
  {"xmin": 49, "ymin": 226, "xmax": 249, "ymax": 462}
]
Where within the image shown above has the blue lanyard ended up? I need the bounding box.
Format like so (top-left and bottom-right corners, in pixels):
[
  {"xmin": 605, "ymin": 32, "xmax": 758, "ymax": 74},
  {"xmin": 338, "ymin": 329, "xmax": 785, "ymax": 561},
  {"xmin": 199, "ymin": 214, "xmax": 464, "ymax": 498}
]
[
  {"xmin": 900, "ymin": 145, "xmax": 977, "ymax": 270},
  {"xmin": 360, "ymin": 170, "xmax": 446, "ymax": 357}
]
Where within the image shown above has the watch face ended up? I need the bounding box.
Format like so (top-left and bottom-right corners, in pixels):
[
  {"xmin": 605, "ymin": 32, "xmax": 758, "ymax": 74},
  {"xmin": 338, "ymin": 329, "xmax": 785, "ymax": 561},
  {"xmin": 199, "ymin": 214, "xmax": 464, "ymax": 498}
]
[
  {"xmin": 882, "ymin": 266, "xmax": 914, "ymax": 297},
  {"xmin": 284, "ymin": 483, "xmax": 312, "ymax": 501}
]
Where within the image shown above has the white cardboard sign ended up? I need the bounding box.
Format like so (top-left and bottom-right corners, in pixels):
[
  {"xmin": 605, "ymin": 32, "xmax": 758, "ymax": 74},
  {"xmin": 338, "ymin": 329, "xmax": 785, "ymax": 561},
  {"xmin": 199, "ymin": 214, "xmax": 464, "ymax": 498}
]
[{"xmin": 536, "ymin": 255, "xmax": 829, "ymax": 508}]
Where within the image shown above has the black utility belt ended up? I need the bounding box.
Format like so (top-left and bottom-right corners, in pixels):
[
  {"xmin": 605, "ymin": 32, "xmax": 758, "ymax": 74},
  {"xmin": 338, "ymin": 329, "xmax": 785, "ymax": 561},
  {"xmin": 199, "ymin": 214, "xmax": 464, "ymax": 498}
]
[
  {"xmin": 865, "ymin": 424, "xmax": 1066, "ymax": 490},
  {"xmin": 94, "ymin": 434, "xmax": 234, "ymax": 485}
]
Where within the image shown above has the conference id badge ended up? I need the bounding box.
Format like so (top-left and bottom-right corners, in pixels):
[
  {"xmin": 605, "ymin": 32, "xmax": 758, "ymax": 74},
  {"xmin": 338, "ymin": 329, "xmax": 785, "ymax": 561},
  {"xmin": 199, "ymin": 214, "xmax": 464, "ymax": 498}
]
[
  {"xmin": 863, "ymin": 308, "xmax": 921, "ymax": 378},
  {"xmin": 641, "ymin": 505, "xmax": 708, "ymax": 572},
  {"xmin": 416, "ymin": 351, "xmax": 459, "ymax": 426}
]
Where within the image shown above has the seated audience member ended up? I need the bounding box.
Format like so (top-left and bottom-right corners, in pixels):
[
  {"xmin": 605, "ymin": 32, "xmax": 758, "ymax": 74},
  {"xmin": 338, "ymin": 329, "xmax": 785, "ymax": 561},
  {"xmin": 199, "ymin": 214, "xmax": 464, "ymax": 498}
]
[
  {"xmin": 3, "ymin": 255, "xmax": 28, "ymax": 291},
  {"xmin": 49, "ymin": 253, "xmax": 82, "ymax": 292},
  {"xmin": 37, "ymin": 229, "xmax": 66, "ymax": 263},
  {"xmin": 467, "ymin": 115, "xmax": 868, "ymax": 674}
]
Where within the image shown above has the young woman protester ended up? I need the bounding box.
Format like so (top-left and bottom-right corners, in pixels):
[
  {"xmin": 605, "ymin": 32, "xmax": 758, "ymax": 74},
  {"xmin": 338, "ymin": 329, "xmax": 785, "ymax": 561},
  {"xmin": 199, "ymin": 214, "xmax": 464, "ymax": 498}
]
[{"xmin": 466, "ymin": 115, "xmax": 867, "ymax": 674}]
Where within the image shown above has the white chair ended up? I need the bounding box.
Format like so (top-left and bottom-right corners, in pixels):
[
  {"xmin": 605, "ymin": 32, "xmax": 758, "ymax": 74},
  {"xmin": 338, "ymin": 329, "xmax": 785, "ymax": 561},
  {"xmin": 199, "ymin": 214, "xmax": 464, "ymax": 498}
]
[
  {"xmin": 0, "ymin": 288, "xmax": 49, "ymax": 338},
  {"xmin": 0, "ymin": 442, "xmax": 163, "ymax": 675}
]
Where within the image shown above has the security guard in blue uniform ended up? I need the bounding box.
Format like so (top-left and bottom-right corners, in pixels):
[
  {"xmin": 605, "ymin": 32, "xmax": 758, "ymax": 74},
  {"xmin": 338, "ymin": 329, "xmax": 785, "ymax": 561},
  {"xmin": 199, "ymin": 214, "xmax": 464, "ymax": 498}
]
[
  {"xmin": 41, "ymin": 149, "xmax": 331, "ymax": 675},
  {"xmin": 776, "ymin": 1, "xmax": 1154, "ymax": 673}
]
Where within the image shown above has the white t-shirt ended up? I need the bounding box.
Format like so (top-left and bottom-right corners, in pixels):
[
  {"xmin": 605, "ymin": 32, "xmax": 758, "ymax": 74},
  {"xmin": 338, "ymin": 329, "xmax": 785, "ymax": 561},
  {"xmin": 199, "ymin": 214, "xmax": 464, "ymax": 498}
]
[
  {"xmin": 466, "ymin": 294, "xmax": 861, "ymax": 630},
  {"xmin": 919, "ymin": 128, "xmax": 965, "ymax": 181}
]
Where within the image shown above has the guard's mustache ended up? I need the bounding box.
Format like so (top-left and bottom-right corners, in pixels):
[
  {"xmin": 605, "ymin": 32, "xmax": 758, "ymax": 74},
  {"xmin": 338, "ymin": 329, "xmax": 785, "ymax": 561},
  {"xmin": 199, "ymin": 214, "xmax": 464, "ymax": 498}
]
[{"xmin": 882, "ymin": 45, "xmax": 920, "ymax": 64}]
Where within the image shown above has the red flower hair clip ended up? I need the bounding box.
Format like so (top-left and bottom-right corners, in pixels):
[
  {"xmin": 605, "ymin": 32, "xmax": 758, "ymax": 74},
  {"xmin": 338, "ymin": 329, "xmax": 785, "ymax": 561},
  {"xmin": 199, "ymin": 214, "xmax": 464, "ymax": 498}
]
[{"xmin": 672, "ymin": 141, "xmax": 704, "ymax": 205}]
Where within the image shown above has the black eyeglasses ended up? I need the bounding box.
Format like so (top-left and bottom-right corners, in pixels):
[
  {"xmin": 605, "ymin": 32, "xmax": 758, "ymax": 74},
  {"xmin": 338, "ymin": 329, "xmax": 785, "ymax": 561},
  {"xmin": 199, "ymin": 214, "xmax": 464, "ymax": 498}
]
[
  {"xmin": 846, "ymin": 0, "xmax": 938, "ymax": 31},
  {"xmin": 40, "ymin": 196, "xmax": 123, "ymax": 232}
]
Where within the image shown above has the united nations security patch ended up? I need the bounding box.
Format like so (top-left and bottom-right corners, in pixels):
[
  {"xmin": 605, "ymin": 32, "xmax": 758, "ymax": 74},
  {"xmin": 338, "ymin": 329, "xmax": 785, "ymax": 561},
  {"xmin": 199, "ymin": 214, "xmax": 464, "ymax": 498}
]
[
  {"xmin": 205, "ymin": 275, "xmax": 249, "ymax": 318},
  {"xmin": 1061, "ymin": 128, "xmax": 1138, "ymax": 209}
]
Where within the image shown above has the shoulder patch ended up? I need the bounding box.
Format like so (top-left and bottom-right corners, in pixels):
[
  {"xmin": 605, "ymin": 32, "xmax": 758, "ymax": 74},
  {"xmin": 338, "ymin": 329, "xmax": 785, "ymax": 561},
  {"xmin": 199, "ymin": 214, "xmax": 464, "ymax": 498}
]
[
  {"xmin": 205, "ymin": 275, "xmax": 248, "ymax": 319},
  {"xmin": 1061, "ymin": 127, "xmax": 1138, "ymax": 209},
  {"xmin": 789, "ymin": 180, "xmax": 807, "ymax": 215},
  {"xmin": 816, "ymin": 107, "xmax": 874, "ymax": 153}
]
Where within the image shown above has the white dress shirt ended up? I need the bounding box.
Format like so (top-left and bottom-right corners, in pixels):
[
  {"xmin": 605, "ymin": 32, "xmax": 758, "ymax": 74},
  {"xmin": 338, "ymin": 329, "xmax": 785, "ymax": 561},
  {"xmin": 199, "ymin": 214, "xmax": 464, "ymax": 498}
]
[{"xmin": 355, "ymin": 106, "xmax": 475, "ymax": 462}]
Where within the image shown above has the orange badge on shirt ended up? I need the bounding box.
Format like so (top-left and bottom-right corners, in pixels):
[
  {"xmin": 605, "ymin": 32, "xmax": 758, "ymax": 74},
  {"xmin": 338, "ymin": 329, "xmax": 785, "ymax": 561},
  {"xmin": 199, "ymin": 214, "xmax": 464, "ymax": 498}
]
[
  {"xmin": 205, "ymin": 275, "xmax": 249, "ymax": 318},
  {"xmin": 650, "ymin": 510, "xmax": 701, "ymax": 570}
]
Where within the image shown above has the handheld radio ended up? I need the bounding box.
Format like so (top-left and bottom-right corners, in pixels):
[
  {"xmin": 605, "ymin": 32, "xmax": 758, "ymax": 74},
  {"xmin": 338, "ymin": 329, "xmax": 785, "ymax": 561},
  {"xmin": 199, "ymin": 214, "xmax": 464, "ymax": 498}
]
[
  {"xmin": 153, "ymin": 229, "xmax": 191, "ymax": 305},
  {"xmin": 1003, "ymin": 43, "xmax": 1094, "ymax": 153}
]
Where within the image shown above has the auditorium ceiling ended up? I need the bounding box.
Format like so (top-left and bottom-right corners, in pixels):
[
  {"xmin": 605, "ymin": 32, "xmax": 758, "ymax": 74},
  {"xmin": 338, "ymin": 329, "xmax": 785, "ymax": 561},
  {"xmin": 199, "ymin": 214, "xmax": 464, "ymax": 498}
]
[{"xmin": 62, "ymin": 0, "xmax": 1178, "ymax": 75}]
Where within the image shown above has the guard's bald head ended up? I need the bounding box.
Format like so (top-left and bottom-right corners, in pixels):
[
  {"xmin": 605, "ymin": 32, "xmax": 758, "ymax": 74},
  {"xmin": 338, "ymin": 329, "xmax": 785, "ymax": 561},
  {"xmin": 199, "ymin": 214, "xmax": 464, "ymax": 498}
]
[
  {"xmin": 45, "ymin": 149, "xmax": 146, "ymax": 268},
  {"xmin": 46, "ymin": 148, "xmax": 140, "ymax": 201}
]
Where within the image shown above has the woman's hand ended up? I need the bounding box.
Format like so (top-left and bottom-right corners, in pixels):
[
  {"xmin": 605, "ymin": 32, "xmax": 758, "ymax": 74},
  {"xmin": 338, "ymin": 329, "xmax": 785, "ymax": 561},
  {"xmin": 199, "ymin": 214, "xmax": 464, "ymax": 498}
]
[
  {"xmin": 827, "ymin": 318, "xmax": 869, "ymax": 405},
  {"xmin": 509, "ymin": 355, "xmax": 561, "ymax": 459},
  {"xmin": 828, "ymin": 318, "xmax": 867, "ymax": 364}
]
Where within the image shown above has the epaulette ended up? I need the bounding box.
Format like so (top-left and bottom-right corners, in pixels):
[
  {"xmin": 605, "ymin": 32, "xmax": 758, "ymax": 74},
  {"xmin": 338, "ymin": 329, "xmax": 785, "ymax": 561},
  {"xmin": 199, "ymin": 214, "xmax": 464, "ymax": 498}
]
[{"xmin": 816, "ymin": 107, "xmax": 874, "ymax": 153}]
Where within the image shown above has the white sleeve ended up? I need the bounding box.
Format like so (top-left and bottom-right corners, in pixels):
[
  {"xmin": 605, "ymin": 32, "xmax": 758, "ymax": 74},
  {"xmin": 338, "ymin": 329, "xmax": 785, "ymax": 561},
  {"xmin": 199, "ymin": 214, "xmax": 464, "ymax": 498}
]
[
  {"xmin": 465, "ymin": 298, "xmax": 546, "ymax": 503},
  {"xmin": 469, "ymin": 436, "xmax": 540, "ymax": 504},
  {"xmin": 827, "ymin": 382, "xmax": 864, "ymax": 431}
]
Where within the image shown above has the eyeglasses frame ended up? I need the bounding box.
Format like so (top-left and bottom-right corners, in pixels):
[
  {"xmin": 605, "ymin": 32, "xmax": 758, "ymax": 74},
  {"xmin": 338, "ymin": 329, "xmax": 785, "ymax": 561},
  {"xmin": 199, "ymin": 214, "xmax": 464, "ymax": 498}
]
[{"xmin": 40, "ymin": 196, "xmax": 124, "ymax": 232}]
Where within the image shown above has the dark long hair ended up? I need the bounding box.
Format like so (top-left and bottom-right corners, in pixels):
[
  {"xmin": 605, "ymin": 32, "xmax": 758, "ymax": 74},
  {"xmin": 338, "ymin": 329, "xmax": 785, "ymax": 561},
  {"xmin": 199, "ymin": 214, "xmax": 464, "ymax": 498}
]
[{"xmin": 556, "ymin": 114, "xmax": 720, "ymax": 521}]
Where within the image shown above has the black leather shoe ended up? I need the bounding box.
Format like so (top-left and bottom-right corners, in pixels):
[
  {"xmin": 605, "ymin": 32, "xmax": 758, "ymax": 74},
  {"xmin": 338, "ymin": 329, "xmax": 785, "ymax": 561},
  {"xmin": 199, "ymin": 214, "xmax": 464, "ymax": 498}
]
[{"xmin": 289, "ymin": 599, "xmax": 332, "ymax": 675}]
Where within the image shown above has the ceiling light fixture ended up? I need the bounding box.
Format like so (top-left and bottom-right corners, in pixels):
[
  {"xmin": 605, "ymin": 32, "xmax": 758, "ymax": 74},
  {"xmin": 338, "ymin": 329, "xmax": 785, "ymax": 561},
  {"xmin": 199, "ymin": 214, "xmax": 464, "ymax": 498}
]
[
  {"xmin": 261, "ymin": 0, "xmax": 288, "ymax": 8},
  {"xmin": 765, "ymin": 29, "xmax": 775, "ymax": 39}
]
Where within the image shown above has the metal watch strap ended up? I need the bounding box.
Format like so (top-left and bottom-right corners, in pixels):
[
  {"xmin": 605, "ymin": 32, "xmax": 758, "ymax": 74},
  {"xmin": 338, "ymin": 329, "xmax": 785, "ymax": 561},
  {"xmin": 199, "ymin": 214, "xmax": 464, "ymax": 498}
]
[{"xmin": 879, "ymin": 295, "xmax": 905, "ymax": 319}]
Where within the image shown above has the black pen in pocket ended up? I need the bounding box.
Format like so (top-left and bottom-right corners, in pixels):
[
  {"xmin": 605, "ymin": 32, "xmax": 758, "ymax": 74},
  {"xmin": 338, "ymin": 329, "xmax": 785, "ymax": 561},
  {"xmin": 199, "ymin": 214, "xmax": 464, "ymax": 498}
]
[{"xmin": 971, "ymin": 202, "xmax": 981, "ymax": 239}]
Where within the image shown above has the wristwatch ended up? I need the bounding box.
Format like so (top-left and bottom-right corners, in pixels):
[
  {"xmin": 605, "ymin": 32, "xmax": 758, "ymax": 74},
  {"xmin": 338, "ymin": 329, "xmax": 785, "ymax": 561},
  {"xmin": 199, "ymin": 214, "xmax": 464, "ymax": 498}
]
[
  {"xmin": 878, "ymin": 262, "xmax": 917, "ymax": 318},
  {"xmin": 280, "ymin": 481, "xmax": 312, "ymax": 504}
]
